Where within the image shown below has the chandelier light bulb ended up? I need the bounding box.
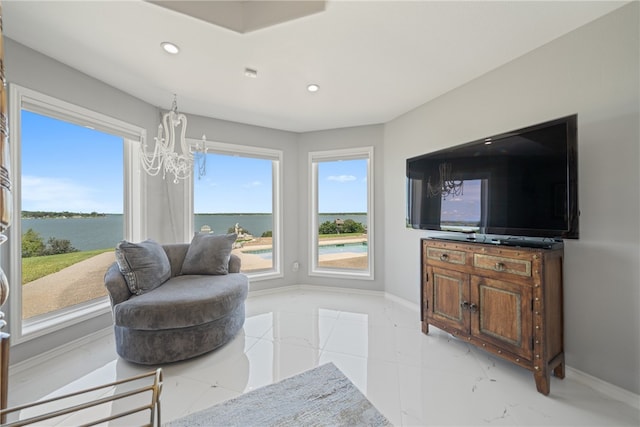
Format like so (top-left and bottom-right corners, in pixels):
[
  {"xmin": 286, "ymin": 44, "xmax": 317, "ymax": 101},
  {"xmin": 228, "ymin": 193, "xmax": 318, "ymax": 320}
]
[{"xmin": 307, "ymin": 84, "xmax": 320, "ymax": 93}]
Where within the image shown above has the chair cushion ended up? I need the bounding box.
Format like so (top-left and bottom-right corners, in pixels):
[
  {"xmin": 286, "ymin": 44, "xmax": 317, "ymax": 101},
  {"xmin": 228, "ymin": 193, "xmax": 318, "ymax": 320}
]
[
  {"xmin": 115, "ymin": 239, "xmax": 171, "ymax": 295},
  {"xmin": 113, "ymin": 274, "xmax": 249, "ymax": 330},
  {"xmin": 181, "ymin": 233, "xmax": 237, "ymax": 275}
]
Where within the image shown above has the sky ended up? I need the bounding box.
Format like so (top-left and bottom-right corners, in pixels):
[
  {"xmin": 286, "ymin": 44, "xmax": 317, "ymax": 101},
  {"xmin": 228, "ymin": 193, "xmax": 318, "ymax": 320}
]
[
  {"xmin": 21, "ymin": 111, "xmax": 124, "ymax": 213},
  {"xmin": 194, "ymin": 154, "xmax": 273, "ymax": 213},
  {"xmin": 194, "ymin": 155, "xmax": 368, "ymax": 213},
  {"xmin": 22, "ymin": 110, "xmax": 368, "ymax": 214},
  {"xmin": 317, "ymin": 159, "xmax": 367, "ymax": 213}
]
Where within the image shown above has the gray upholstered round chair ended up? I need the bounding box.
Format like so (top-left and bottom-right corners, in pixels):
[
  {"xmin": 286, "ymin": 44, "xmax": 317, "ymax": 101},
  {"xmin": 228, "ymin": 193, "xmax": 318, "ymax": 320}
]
[{"xmin": 104, "ymin": 238, "xmax": 248, "ymax": 365}]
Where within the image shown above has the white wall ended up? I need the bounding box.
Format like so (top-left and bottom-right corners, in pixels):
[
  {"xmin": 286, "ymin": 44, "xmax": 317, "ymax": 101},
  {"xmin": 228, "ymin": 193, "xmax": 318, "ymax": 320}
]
[{"xmin": 383, "ymin": 3, "xmax": 639, "ymax": 394}]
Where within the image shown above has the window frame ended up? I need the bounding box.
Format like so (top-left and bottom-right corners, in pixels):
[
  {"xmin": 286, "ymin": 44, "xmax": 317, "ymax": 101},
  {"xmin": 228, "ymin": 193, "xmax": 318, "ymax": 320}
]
[
  {"xmin": 309, "ymin": 146, "xmax": 374, "ymax": 280},
  {"xmin": 8, "ymin": 84, "xmax": 146, "ymax": 344},
  {"xmin": 184, "ymin": 139, "xmax": 283, "ymax": 281}
]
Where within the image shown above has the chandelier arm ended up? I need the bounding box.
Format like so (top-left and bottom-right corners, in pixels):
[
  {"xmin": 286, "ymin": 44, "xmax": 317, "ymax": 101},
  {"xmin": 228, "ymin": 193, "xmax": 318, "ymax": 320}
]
[
  {"xmin": 165, "ymin": 111, "xmax": 176, "ymax": 153},
  {"xmin": 178, "ymin": 113, "xmax": 189, "ymax": 156},
  {"xmin": 140, "ymin": 129, "xmax": 164, "ymax": 176}
]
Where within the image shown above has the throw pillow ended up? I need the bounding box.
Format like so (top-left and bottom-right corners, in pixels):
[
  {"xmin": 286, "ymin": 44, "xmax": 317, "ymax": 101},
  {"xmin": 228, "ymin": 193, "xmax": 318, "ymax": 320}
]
[
  {"xmin": 115, "ymin": 239, "xmax": 171, "ymax": 295},
  {"xmin": 181, "ymin": 233, "xmax": 237, "ymax": 275}
]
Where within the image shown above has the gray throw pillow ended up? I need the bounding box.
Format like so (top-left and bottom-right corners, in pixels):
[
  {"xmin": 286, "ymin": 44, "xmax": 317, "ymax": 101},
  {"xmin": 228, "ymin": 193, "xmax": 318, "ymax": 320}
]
[
  {"xmin": 115, "ymin": 239, "xmax": 171, "ymax": 295},
  {"xmin": 181, "ymin": 233, "xmax": 237, "ymax": 275}
]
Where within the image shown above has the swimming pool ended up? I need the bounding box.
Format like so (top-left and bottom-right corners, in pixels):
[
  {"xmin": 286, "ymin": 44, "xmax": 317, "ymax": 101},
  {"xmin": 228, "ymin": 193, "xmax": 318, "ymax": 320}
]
[{"xmin": 243, "ymin": 242, "xmax": 368, "ymax": 260}]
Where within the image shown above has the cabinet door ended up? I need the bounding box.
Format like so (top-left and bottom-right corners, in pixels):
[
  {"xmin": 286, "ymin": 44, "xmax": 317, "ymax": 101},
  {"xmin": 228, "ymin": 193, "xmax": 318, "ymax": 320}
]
[
  {"xmin": 426, "ymin": 266, "xmax": 470, "ymax": 333},
  {"xmin": 470, "ymin": 276, "xmax": 533, "ymax": 360}
]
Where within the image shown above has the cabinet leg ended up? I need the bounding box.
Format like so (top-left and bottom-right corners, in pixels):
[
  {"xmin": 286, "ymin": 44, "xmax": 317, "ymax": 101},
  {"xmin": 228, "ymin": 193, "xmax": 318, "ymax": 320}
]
[
  {"xmin": 534, "ymin": 369, "xmax": 551, "ymax": 395},
  {"xmin": 421, "ymin": 321, "xmax": 429, "ymax": 334},
  {"xmin": 553, "ymin": 354, "xmax": 566, "ymax": 379}
]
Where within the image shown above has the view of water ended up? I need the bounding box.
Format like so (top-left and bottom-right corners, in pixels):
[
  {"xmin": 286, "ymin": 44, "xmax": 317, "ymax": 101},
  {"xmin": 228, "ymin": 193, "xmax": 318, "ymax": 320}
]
[{"xmin": 21, "ymin": 213, "xmax": 367, "ymax": 251}]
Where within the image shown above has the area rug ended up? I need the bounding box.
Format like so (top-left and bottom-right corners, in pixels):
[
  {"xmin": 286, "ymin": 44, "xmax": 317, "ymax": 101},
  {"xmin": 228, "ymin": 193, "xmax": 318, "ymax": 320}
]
[{"xmin": 164, "ymin": 363, "xmax": 392, "ymax": 426}]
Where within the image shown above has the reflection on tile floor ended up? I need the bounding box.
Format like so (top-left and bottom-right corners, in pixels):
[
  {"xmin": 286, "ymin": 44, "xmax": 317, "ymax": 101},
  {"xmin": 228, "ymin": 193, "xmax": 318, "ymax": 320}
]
[{"xmin": 8, "ymin": 288, "xmax": 640, "ymax": 426}]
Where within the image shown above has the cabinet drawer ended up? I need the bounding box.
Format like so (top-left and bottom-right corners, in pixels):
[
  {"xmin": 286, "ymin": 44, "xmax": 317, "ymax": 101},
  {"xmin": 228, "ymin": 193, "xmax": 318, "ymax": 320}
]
[
  {"xmin": 426, "ymin": 247, "xmax": 466, "ymax": 265},
  {"xmin": 473, "ymin": 254, "xmax": 531, "ymax": 277}
]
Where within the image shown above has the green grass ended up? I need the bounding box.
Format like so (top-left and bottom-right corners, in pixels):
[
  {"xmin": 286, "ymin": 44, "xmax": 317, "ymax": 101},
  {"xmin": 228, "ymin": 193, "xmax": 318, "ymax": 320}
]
[{"xmin": 22, "ymin": 248, "xmax": 113, "ymax": 285}]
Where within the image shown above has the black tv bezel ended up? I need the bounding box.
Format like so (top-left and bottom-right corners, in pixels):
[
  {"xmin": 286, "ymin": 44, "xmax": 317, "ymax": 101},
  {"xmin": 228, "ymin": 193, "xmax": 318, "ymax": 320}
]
[{"xmin": 406, "ymin": 115, "xmax": 579, "ymax": 240}]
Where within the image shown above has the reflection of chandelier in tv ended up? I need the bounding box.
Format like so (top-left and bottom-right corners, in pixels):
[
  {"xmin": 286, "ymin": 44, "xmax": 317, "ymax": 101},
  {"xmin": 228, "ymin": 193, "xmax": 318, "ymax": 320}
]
[
  {"xmin": 140, "ymin": 95, "xmax": 207, "ymax": 183},
  {"xmin": 427, "ymin": 162, "xmax": 464, "ymax": 199}
]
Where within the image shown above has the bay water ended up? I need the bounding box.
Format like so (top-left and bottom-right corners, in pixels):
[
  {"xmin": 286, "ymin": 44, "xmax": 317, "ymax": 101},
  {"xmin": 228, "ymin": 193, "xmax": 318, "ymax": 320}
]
[{"xmin": 21, "ymin": 213, "xmax": 367, "ymax": 251}]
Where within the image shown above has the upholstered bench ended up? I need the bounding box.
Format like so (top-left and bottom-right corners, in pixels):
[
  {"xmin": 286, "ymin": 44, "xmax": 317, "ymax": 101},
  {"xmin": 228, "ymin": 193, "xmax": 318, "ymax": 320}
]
[{"xmin": 104, "ymin": 234, "xmax": 248, "ymax": 365}]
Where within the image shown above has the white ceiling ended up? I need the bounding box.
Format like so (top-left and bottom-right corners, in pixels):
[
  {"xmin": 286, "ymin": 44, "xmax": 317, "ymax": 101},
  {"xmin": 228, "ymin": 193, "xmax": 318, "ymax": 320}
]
[{"xmin": 3, "ymin": 0, "xmax": 628, "ymax": 133}]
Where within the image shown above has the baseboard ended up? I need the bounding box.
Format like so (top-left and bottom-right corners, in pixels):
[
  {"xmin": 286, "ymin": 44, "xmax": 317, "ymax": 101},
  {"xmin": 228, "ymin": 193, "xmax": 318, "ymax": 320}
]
[
  {"xmin": 566, "ymin": 366, "xmax": 640, "ymax": 410},
  {"xmin": 247, "ymin": 283, "xmax": 300, "ymax": 298},
  {"xmin": 297, "ymin": 283, "xmax": 385, "ymax": 297},
  {"xmin": 9, "ymin": 327, "xmax": 112, "ymax": 376},
  {"xmin": 248, "ymin": 283, "xmax": 386, "ymax": 299},
  {"xmin": 384, "ymin": 291, "xmax": 420, "ymax": 313}
]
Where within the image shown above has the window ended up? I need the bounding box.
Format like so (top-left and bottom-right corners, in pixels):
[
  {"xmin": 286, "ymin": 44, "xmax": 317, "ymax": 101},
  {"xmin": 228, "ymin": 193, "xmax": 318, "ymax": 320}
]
[
  {"xmin": 188, "ymin": 141, "xmax": 282, "ymax": 280},
  {"xmin": 8, "ymin": 85, "xmax": 144, "ymax": 343},
  {"xmin": 309, "ymin": 147, "xmax": 374, "ymax": 279}
]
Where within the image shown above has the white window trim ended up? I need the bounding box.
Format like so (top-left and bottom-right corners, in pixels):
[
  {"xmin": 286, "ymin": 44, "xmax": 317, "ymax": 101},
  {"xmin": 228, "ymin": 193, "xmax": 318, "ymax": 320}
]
[
  {"xmin": 184, "ymin": 139, "xmax": 283, "ymax": 281},
  {"xmin": 309, "ymin": 146, "xmax": 374, "ymax": 280},
  {"xmin": 7, "ymin": 84, "xmax": 146, "ymax": 344}
]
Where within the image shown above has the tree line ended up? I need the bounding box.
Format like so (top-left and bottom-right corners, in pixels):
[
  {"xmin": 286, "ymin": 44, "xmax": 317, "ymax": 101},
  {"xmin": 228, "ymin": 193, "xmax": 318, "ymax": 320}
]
[
  {"xmin": 223, "ymin": 219, "xmax": 365, "ymax": 238},
  {"xmin": 318, "ymin": 219, "xmax": 365, "ymax": 234},
  {"xmin": 22, "ymin": 210, "xmax": 105, "ymax": 219}
]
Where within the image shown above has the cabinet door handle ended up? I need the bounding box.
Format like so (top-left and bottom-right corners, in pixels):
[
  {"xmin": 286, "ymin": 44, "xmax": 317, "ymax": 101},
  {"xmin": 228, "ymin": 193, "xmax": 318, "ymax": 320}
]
[
  {"xmin": 469, "ymin": 303, "xmax": 478, "ymax": 313},
  {"xmin": 460, "ymin": 301, "xmax": 470, "ymax": 310},
  {"xmin": 495, "ymin": 262, "xmax": 506, "ymax": 271},
  {"xmin": 440, "ymin": 253, "xmax": 449, "ymax": 262}
]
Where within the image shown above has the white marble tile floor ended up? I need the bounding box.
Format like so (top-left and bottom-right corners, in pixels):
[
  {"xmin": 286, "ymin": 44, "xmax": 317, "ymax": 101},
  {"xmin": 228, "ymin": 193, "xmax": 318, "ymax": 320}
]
[{"xmin": 6, "ymin": 288, "xmax": 640, "ymax": 426}]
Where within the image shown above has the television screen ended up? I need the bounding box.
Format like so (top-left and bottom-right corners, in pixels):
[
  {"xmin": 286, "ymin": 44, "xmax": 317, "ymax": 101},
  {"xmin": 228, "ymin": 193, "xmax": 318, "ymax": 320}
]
[{"xmin": 406, "ymin": 115, "xmax": 578, "ymax": 239}]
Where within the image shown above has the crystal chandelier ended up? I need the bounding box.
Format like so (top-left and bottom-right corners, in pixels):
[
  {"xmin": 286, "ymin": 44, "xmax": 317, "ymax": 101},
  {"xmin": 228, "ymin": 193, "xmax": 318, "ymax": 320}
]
[
  {"xmin": 427, "ymin": 162, "xmax": 464, "ymax": 199},
  {"xmin": 140, "ymin": 95, "xmax": 207, "ymax": 183}
]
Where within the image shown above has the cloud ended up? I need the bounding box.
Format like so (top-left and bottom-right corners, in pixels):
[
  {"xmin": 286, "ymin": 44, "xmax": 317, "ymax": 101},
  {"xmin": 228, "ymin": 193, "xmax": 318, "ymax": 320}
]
[
  {"xmin": 327, "ymin": 175, "xmax": 357, "ymax": 183},
  {"xmin": 21, "ymin": 175, "xmax": 116, "ymax": 212},
  {"xmin": 243, "ymin": 180, "xmax": 263, "ymax": 189},
  {"xmin": 198, "ymin": 177, "xmax": 218, "ymax": 188}
]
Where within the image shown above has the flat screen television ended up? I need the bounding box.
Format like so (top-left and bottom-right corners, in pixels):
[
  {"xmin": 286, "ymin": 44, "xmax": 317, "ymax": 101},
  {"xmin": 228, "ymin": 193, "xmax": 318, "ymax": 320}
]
[{"xmin": 406, "ymin": 115, "xmax": 578, "ymax": 241}]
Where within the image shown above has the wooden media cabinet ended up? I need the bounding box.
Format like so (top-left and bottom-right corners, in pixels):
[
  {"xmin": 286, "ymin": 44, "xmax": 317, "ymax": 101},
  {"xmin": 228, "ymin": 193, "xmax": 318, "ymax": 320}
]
[{"xmin": 420, "ymin": 238, "xmax": 565, "ymax": 395}]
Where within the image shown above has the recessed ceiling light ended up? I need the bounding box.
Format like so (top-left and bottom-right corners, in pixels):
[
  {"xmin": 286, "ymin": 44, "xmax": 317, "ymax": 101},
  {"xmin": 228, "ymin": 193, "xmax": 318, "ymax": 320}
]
[
  {"xmin": 307, "ymin": 84, "xmax": 320, "ymax": 93},
  {"xmin": 161, "ymin": 42, "xmax": 180, "ymax": 55},
  {"xmin": 244, "ymin": 68, "xmax": 258, "ymax": 78}
]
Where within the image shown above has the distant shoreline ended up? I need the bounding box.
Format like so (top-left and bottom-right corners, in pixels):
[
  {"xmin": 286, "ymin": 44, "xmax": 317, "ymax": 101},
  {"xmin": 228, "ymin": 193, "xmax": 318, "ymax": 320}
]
[
  {"xmin": 22, "ymin": 211, "xmax": 109, "ymax": 219},
  {"xmin": 23, "ymin": 212, "xmax": 366, "ymax": 217}
]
